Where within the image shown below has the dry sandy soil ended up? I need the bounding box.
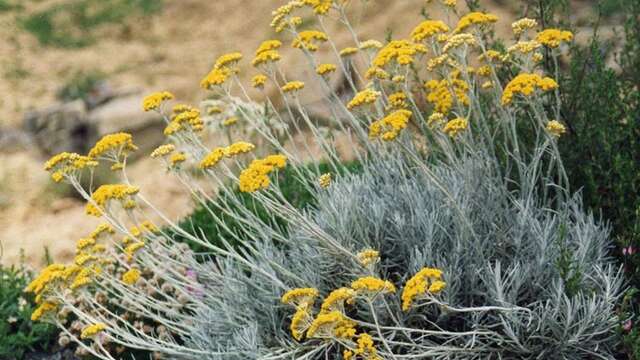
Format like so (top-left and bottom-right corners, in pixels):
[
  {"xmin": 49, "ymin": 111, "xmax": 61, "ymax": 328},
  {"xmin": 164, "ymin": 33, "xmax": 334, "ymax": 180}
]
[{"xmin": 0, "ymin": 0, "xmax": 600, "ymax": 268}]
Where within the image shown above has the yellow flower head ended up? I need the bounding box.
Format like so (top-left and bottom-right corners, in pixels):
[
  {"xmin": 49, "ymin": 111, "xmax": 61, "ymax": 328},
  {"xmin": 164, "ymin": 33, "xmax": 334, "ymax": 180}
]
[
  {"xmin": 339, "ymin": 47, "xmax": 359, "ymax": 57},
  {"xmin": 320, "ymin": 287, "xmax": 356, "ymax": 313},
  {"xmin": 214, "ymin": 52, "xmax": 243, "ymax": 69},
  {"xmin": 442, "ymin": 33, "xmax": 477, "ymax": 52},
  {"xmin": 199, "ymin": 147, "xmax": 226, "ymax": 169},
  {"xmin": 454, "ymin": 12, "xmax": 498, "ymax": 34},
  {"xmin": 255, "ymin": 40, "xmax": 282, "ymax": 55},
  {"xmin": 347, "ymin": 88, "xmax": 381, "ymax": 110},
  {"xmin": 401, "ymin": 267, "xmax": 445, "ymax": 311},
  {"xmin": 222, "ymin": 116, "xmax": 238, "ymax": 126},
  {"xmin": 201, "ymin": 66, "xmax": 232, "ymax": 89},
  {"xmin": 369, "ymin": 109, "xmax": 412, "ymax": 141},
  {"xmin": 170, "ymin": 152, "xmax": 187, "ymax": 166},
  {"xmin": 442, "ymin": 117, "xmax": 468, "ymax": 137},
  {"xmin": 302, "ymin": 0, "xmax": 333, "ymax": 14},
  {"xmin": 150, "ymin": 144, "xmax": 176, "ymax": 158},
  {"xmin": 252, "ymin": 74, "xmax": 268, "ymax": 88},
  {"xmin": 290, "ymin": 305, "xmax": 314, "ymax": 340},
  {"xmin": 372, "ymin": 40, "xmax": 427, "ymax": 68},
  {"xmin": 388, "ymin": 92, "xmax": 408, "ymax": 109},
  {"xmin": 316, "ymin": 63, "xmax": 337, "ymax": 76},
  {"xmin": 282, "ymin": 287, "xmax": 319, "ymax": 307},
  {"xmin": 164, "ymin": 108, "xmax": 204, "ymax": 135},
  {"xmin": 122, "ymin": 268, "xmax": 141, "ymax": 285},
  {"xmin": 512, "ymin": 18, "xmax": 538, "ymax": 36},
  {"xmin": 44, "ymin": 152, "xmax": 98, "ymax": 182},
  {"xmin": 411, "ymin": 20, "xmax": 450, "ymax": 42},
  {"xmin": 354, "ymin": 333, "xmax": 379, "ymax": 358},
  {"xmin": 80, "ymin": 323, "xmax": 107, "ymax": 339},
  {"xmin": 508, "ymin": 40, "xmax": 542, "ymax": 54},
  {"xmin": 88, "ymin": 133, "xmax": 138, "ymax": 159},
  {"xmin": 319, "ymin": 173, "xmax": 332, "ymax": 188},
  {"xmin": 271, "ymin": 1, "xmax": 305, "ymax": 33},
  {"xmin": 425, "ymin": 78, "xmax": 470, "ymax": 114},
  {"xmin": 536, "ymin": 29, "xmax": 573, "ymax": 48},
  {"xmin": 292, "ymin": 30, "xmax": 329, "ymax": 52},
  {"xmin": 225, "ymin": 141, "xmax": 256, "ymax": 157},
  {"xmin": 351, "ymin": 276, "xmax": 396, "ymax": 295},
  {"xmin": 546, "ymin": 120, "xmax": 566, "ymax": 137},
  {"xmin": 142, "ymin": 91, "xmax": 174, "ymax": 112},
  {"xmin": 359, "ymin": 39, "xmax": 383, "ymax": 50},
  {"xmin": 25, "ymin": 264, "xmax": 65, "ymax": 295},
  {"xmin": 238, "ymin": 154, "xmax": 287, "ymax": 192},
  {"xmin": 501, "ymin": 73, "xmax": 558, "ymax": 105},
  {"xmin": 252, "ymin": 50, "xmax": 282, "ymax": 67},
  {"xmin": 282, "ymin": 81, "xmax": 305, "ymax": 93},
  {"xmin": 427, "ymin": 112, "xmax": 446, "ymax": 128},
  {"xmin": 307, "ymin": 311, "xmax": 356, "ymax": 339},
  {"xmin": 365, "ymin": 67, "xmax": 390, "ymax": 80},
  {"xmin": 31, "ymin": 301, "xmax": 58, "ymax": 321},
  {"xmin": 85, "ymin": 184, "xmax": 139, "ymax": 217},
  {"xmin": 356, "ymin": 249, "xmax": 380, "ymax": 267}
]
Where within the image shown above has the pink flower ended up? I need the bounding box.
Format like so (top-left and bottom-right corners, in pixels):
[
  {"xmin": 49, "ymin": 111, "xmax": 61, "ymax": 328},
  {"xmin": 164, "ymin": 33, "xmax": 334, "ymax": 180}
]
[
  {"xmin": 623, "ymin": 246, "xmax": 636, "ymax": 256},
  {"xmin": 623, "ymin": 319, "xmax": 633, "ymax": 332}
]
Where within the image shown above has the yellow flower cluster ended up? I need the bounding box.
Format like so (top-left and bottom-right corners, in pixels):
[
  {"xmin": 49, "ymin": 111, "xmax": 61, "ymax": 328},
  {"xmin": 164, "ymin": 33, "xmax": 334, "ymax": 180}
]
[
  {"xmin": 454, "ymin": 12, "xmax": 498, "ymax": 33},
  {"xmin": 371, "ymin": 40, "xmax": 427, "ymax": 68},
  {"xmin": 271, "ymin": 1, "xmax": 304, "ymax": 33},
  {"xmin": 347, "ymin": 88, "xmax": 381, "ymax": 110},
  {"xmin": 442, "ymin": 33, "xmax": 477, "ymax": 52},
  {"xmin": 199, "ymin": 141, "xmax": 255, "ymax": 169},
  {"xmin": 356, "ymin": 249, "xmax": 379, "ymax": 267},
  {"xmin": 546, "ymin": 120, "xmax": 566, "ymax": 137},
  {"xmin": 442, "ymin": 117, "xmax": 468, "ymax": 137},
  {"xmin": 388, "ymin": 92, "xmax": 408, "ymax": 109},
  {"xmin": 425, "ymin": 78, "xmax": 470, "ymax": 114},
  {"xmin": 401, "ymin": 267, "xmax": 446, "ymax": 311},
  {"xmin": 85, "ymin": 184, "xmax": 139, "ymax": 217},
  {"xmin": 31, "ymin": 301, "xmax": 58, "ymax": 321},
  {"xmin": 307, "ymin": 311, "xmax": 356, "ymax": 339},
  {"xmin": 124, "ymin": 241, "xmax": 145, "ymax": 262},
  {"xmin": 164, "ymin": 107, "xmax": 204, "ymax": 135},
  {"xmin": 77, "ymin": 224, "xmax": 114, "ymax": 253},
  {"xmin": 339, "ymin": 47, "xmax": 359, "ymax": 57},
  {"xmin": 427, "ymin": 112, "xmax": 446, "ymax": 127},
  {"xmin": 316, "ymin": 63, "xmax": 337, "ymax": 76},
  {"xmin": 319, "ymin": 173, "xmax": 332, "ymax": 188},
  {"xmin": 292, "ymin": 30, "xmax": 329, "ymax": 52},
  {"xmin": 282, "ymin": 81, "xmax": 305, "ymax": 93},
  {"xmin": 222, "ymin": 116, "xmax": 238, "ymax": 126},
  {"xmin": 252, "ymin": 74, "xmax": 268, "ymax": 88},
  {"xmin": 282, "ymin": 287, "xmax": 318, "ymax": 340},
  {"xmin": 214, "ymin": 52, "xmax": 243, "ymax": 69},
  {"xmin": 343, "ymin": 333, "xmax": 380, "ymax": 360},
  {"xmin": 142, "ymin": 91, "xmax": 174, "ymax": 112},
  {"xmin": 501, "ymin": 73, "xmax": 558, "ymax": 105},
  {"xmin": 201, "ymin": 66, "xmax": 232, "ymax": 89},
  {"xmin": 80, "ymin": 323, "xmax": 107, "ymax": 339},
  {"xmin": 536, "ymin": 29, "xmax": 573, "ymax": 48},
  {"xmin": 253, "ymin": 40, "xmax": 282, "ymax": 67},
  {"xmin": 302, "ymin": 0, "xmax": 333, "ymax": 14},
  {"xmin": 122, "ymin": 268, "xmax": 141, "ymax": 285},
  {"xmin": 150, "ymin": 144, "xmax": 176, "ymax": 158},
  {"xmin": 411, "ymin": 20, "xmax": 450, "ymax": 42},
  {"xmin": 238, "ymin": 154, "xmax": 287, "ymax": 192},
  {"xmin": 320, "ymin": 287, "xmax": 355, "ymax": 313},
  {"xmin": 508, "ymin": 40, "xmax": 541, "ymax": 54},
  {"xmin": 351, "ymin": 276, "xmax": 396, "ymax": 295},
  {"xmin": 359, "ymin": 39, "xmax": 383, "ymax": 50},
  {"xmin": 511, "ymin": 18, "xmax": 538, "ymax": 36},
  {"xmin": 369, "ymin": 109, "xmax": 412, "ymax": 141},
  {"xmin": 170, "ymin": 152, "xmax": 187, "ymax": 166},
  {"xmin": 44, "ymin": 152, "xmax": 98, "ymax": 182},
  {"xmin": 88, "ymin": 132, "xmax": 138, "ymax": 159}
]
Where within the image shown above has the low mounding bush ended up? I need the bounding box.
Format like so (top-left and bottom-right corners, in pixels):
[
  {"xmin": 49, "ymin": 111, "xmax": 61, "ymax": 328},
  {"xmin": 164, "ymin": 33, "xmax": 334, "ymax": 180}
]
[{"xmin": 24, "ymin": 1, "xmax": 624, "ymax": 359}]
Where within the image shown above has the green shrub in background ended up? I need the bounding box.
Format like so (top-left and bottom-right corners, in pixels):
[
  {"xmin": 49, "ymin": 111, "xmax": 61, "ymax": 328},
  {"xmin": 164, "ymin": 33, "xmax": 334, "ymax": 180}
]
[
  {"xmin": 21, "ymin": 0, "xmax": 163, "ymax": 48},
  {"xmin": 0, "ymin": 265, "xmax": 58, "ymax": 359},
  {"xmin": 527, "ymin": 0, "xmax": 640, "ymax": 357},
  {"xmin": 57, "ymin": 70, "xmax": 106, "ymax": 103},
  {"xmin": 172, "ymin": 161, "xmax": 362, "ymax": 254}
]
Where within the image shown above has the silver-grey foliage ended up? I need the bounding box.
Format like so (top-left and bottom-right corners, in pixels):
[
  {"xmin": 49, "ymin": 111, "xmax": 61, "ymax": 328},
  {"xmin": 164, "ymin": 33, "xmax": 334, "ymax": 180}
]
[{"xmin": 187, "ymin": 151, "xmax": 623, "ymax": 359}]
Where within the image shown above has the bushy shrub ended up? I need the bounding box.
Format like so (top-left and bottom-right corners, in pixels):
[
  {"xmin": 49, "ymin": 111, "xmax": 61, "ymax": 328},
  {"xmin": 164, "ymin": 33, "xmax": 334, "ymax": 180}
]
[
  {"xmin": 24, "ymin": 1, "xmax": 625, "ymax": 359},
  {"xmin": 0, "ymin": 265, "xmax": 58, "ymax": 359}
]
